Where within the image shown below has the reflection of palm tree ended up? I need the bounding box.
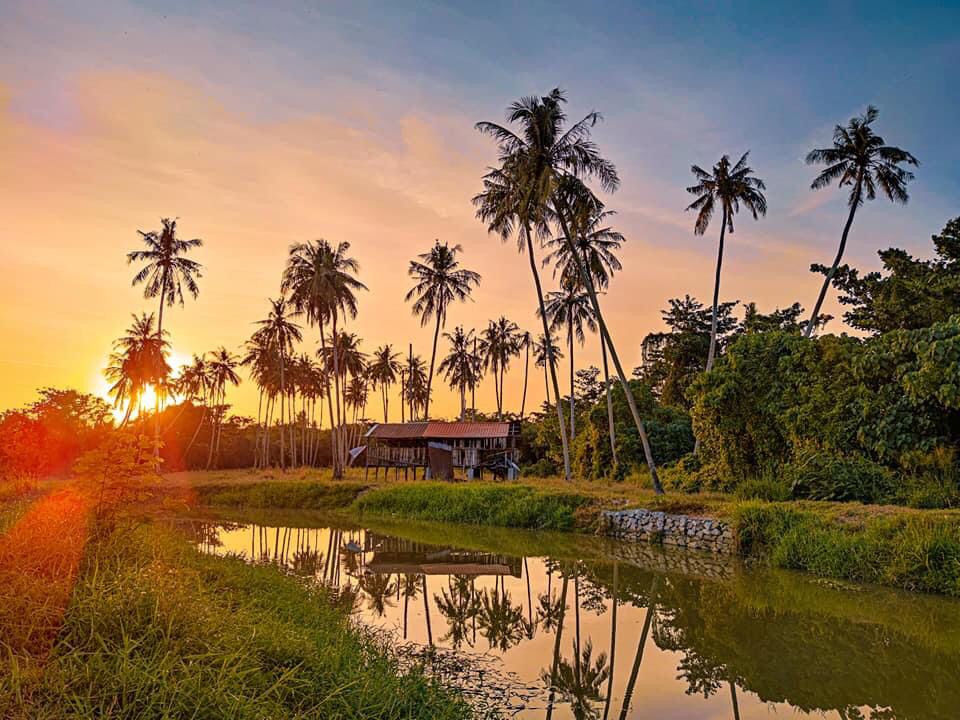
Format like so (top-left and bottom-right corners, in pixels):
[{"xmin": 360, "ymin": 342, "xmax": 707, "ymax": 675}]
[
  {"xmin": 401, "ymin": 573, "xmax": 420, "ymax": 640},
  {"xmin": 545, "ymin": 572, "xmax": 570, "ymax": 720},
  {"xmin": 541, "ymin": 640, "xmax": 610, "ymax": 720},
  {"xmin": 434, "ymin": 575, "xmax": 480, "ymax": 649},
  {"xmin": 361, "ymin": 573, "xmax": 397, "ymax": 617},
  {"xmin": 292, "ymin": 549, "xmax": 321, "ymax": 577},
  {"xmin": 729, "ymin": 680, "xmax": 741, "ymax": 720},
  {"xmin": 602, "ymin": 562, "xmax": 618, "ymax": 720},
  {"xmin": 537, "ymin": 589, "xmax": 565, "ymax": 634},
  {"xmin": 618, "ymin": 577, "xmax": 660, "ymax": 720},
  {"xmin": 422, "ymin": 574, "xmax": 434, "ymax": 646},
  {"xmin": 477, "ymin": 587, "xmax": 526, "ymax": 651}
]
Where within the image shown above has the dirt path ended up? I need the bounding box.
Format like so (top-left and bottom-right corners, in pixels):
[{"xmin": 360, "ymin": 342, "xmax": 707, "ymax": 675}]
[{"xmin": 0, "ymin": 488, "xmax": 91, "ymax": 661}]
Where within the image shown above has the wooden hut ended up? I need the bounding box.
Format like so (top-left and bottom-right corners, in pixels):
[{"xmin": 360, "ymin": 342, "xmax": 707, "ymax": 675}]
[{"xmin": 362, "ymin": 421, "xmax": 520, "ymax": 480}]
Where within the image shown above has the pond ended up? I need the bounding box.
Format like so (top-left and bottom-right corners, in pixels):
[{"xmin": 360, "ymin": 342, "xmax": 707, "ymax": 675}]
[{"xmin": 179, "ymin": 511, "xmax": 960, "ymax": 720}]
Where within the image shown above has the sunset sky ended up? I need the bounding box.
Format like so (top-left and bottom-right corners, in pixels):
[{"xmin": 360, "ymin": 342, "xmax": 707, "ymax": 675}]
[{"xmin": 2, "ymin": 0, "xmax": 958, "ymax": 420}]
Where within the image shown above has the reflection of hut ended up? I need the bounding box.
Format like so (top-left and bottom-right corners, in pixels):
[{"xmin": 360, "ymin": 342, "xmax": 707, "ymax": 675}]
[
  {"xmin": 364, "ymin": 533, "xmax": 522, "ymax": 577},
  {"xmin": 363, "ymin": 421, "xmax": 520, "ymax": 480}
]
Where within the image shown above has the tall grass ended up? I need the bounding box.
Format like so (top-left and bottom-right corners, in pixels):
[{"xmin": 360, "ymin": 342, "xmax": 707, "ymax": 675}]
[
  {"xmin": 353, "ymin": 482, "xmax": 595, "ymax": 531},
  {"xmin": 733, "ymin": 502, "xmax": 960, "ymax": 596},
  {"xmin": 6, "ymin": 524, "xmax": 469, "ymax": 719}
]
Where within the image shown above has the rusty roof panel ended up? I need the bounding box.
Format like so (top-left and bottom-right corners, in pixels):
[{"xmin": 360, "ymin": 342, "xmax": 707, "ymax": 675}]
[
  {"xmin": 365, "ymin": 422, "xmax": 428, "ymax": 439},
  {"xmin": 424, "ymin": 422, "xmax": 512, "ymax": 439}
]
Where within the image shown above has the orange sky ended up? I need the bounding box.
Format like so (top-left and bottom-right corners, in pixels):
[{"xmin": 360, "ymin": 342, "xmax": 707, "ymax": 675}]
[{"xmin": 2, "ymin": 1, "xmax": 953, "ymax": 421}]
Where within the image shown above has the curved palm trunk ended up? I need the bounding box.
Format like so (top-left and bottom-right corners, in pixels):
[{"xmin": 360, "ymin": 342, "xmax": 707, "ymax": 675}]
[
  {"xmin": 154, "ymin": 284, "xmax": 167, "ymax": 459},
  {"xmin": 425, "ymin": 311, "xmax": 442, "ymax": 419},
  {"xmin": 602, "ymin": 337, "xmax": 618, "ymax": 473},
  {"xmin": 730, "ymin": 681, "xmax": 741, "ymax": 720},
  {"xmin": 706, "ymin": 206, "xmax": 728, "ymax": 372},
  {"xmin": 422, "ymin": 574, "xmax": 433, "ymax": 646},
  {"xmin": 319, "ymin": 322, "xmax": 338, "ymax": 477},
  {"xmin": 805, "ymin": 178, "xmax": 862, "ymax": 338},
  {"xmin": 523, "ymin": 221, "xmax": 572, "ymax": 481},
  {"xmin": 331, "ymin": 314, "xmax": 345, "ymax": 478},
  {"xmin": 556, "ymin": 207, "xmax": 662, "ymax": 493},
  {"xmin": 520, "ymin": 338, "xmax": 530, "ymax": 420}
]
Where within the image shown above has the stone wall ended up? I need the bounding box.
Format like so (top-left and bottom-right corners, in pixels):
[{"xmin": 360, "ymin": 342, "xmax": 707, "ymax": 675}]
[{"xmin": 600, "ymin": 508, "xmax": 736, "ymax": 554}]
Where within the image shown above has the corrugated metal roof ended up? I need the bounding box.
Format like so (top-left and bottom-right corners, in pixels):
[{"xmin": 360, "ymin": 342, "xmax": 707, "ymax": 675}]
[
  {"xmin": 365, "ymin": 422, "xmax": 428, "ymax": 439},
  {"xmin": 424, "ymin": 422, "xmax": 512, "ymax": 439}
]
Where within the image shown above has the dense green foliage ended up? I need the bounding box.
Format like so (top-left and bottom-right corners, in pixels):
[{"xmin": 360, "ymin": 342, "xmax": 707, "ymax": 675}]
[
  {"xmin": 11, "ymin": 525, "xmax": 468, "ymax": 719},
  {"xmin": 354, "ymin": 482, "xmax": 594, "ymax": 530}
]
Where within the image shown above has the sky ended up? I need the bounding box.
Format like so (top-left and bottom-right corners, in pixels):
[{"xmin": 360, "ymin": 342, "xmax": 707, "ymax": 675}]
[{"xmin": 1, "ymin": 0, "xmax": 958, "ymax": 421}]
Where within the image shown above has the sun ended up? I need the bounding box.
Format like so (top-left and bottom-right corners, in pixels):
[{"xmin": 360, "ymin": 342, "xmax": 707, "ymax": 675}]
[{"xmin": 93, "ymin": 348, "xmax": 192, "ymax": 424}]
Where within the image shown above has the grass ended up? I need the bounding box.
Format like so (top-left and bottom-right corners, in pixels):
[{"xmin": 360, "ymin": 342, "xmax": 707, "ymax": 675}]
[
  {"xmin": 733, "ymin": 501, "xmax": 960, "ymax": 595},
  {"xmin": 2, "ymin": 520, "xmax": 470, "ymax": 719},
  {"xmin": 353, "ymin": 481, "xmax": 596, "ymax": 531},
  {"xmin": 196, "ymin": 479, "xmax": 369, "ymax": 510}
]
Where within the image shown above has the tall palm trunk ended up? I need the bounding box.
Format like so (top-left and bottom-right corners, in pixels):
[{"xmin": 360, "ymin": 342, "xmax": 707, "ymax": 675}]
[
  {"xmin": 279, "ymin": 349, "xmax": 287, "ymax": 471},
  {"xmin": 602, "ymin": 336, "xmax": 618, "ymax": 472},
  {"xmin": 805, "ymin": 175, "xmax": 862, "ymax": 338},
  {"xmin": 154, "ymin": 283, "xmax": 167, "ymax": 459},
  {"xmin": 523, "ymin": 221, "xmax": 572, "ymax": 481},
  {"xmin": 520, "ymin": 338, "xmax": 530, "ymax": 420},
  {"xmin": 319, "ymin": 322, "xmax": 338, "ymax": 476},
  {"xmin": 568, "ymin": 321, "xmax": 575, "ymax": 439},
  {"xmin": 556, "ymin": 207, "xmax": 662, "ymax": 493},
  {"xmin": 706, "ymin": 205, "xmax": 728, "ymax": 372},
  {"xmin": 184, "ymin": 391, "xmax": 208, "ymax": 460},
  {"xmin": 425, "ymin": 310, "xmax": 442, "ymax": 419}
]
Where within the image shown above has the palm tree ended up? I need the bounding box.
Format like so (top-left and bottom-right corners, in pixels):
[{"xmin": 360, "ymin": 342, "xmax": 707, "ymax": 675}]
[
  {"xmin": 545, "ymin": 208, "xmax": 624, "ymax": 466},
  {"xmin": 205, "ymin": 347, "xmax": 241, "ymax": 469},
  {"xmin": 241, "ymin": 334, "xmax": 278, "ymax": 467},
  {"xmin": 406, "ymin": 240, "xmax": 481, "ymax": 418},
  {"xmin": 403, "ymin": 353, "xmax": 429, "ymax": 421},
  {"xmin": 253, "ymin": 298, "xmax": 302, "ymax": 470},
  {"xmin": 479, "ymin": 317, "xmax": 521, "ymax": 419},
  {"xmin": 438, "ymin": 326, "xmax": 480, "ymax": 420},
  {"xmin": 543, "ymin": 284, "xmax": 596, "ymax": 439},
  {"xmin": 477, "ymin": 89, "xmax": 663, "ymax": 491},
  {"xmin": 685, "ymin": 153, "xmax": 767, "ymax": 371},
  {"xmin": 474, "ymin": 129, "xmax": 572, "ymax": 480},
  {"xmin": 434, "ymin": 576, "xmax": 481, "ymax": 649},
  {"xmin": 476, "ymin": 587, "xmax": 526, "ymax": 652},
  {"xmin": 518, "ymin": 331, "xmax": 532, "ymax": 420},
  {"xmin": 803, "ymin": 106, "xmax": 918, "ymax": 337},
  {"xmin": 369, "ymin": 345, "xmax": 401, "ymax": 422},
  {"xmin": 105, "ymin": 313, "xmax": 170, "ymax": 427},
  {"xmin": 175, "ymin": 354, "xmax": 211, "ymax": 456},
  {"xmin": 282, "ymin": 239, "xmax": 367, "ymax": 477},
  {"xmin": 127, "ymin": 218, "xmax": 203, "ymax": 452},
  {"xmin": 541, "ymin": 640, "xmax": 610, "ymax": 720},
  {"xmin": 533, "ymin": 333, "xmax": 563, "ymax": 408}
]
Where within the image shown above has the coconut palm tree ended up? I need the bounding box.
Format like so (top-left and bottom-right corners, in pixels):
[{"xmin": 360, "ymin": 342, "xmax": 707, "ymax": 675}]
[
  {"xmin": 474, "ymin": 138, "xmax": 572, "ymax": 480},
  {"xmin": 127, "ymin": 218, "xmax": 203, "ymax": 452},
  {"xmin": 803, "ymin": 106, "xmax": 918, "ymax": 337},
  {"xmin": 543, "ymin": 284, "xmax": 596, "ymax": 439},
  {"xmin": 479, "ymin": 317, "xmax": 521, "ymax": 419},
  {"xmin": 545, "ymin": 208, "xmax": 624, "ymax": 467},
  {"xmin": 205, "ymin": 347, "xmax": 240, "ymax": 469},
  {"xmin": 105, "ymin": 312, "xmax": 170, "ymax": 427},
  {"xmin": 253, "ymin": 298, "xmax": 302, "ymax": 470},
  {"xmin": 282, "ymin": 239, "xmax": 367, "ymax": 477},
  {"xmin": 406, "ymin": 240, "xmax": 481, "ymax": 418},
  {"xmin": 241, "ymin": 334, "xmax": 278, "ymax": 467},
  {"xmin": 685, "ymin": 152, "xmax": 767, "ymax": 371},
  {"xmin": 477, "ymin": 89, "xmax": 663, "ymax": 491},
  {"xmin": 175, "ymin": 354, "xmax": 211, "ymax": 456},
  {"xmin": 518, "ymin": 331, "xmax": 532, "ymax": 420},
  {"xmin": 403, "ymin": 353, "xmax": 429, "ymax": 421},
  {"xmin": 533, "ymin": 333, "xmax": 564, "ymax": 409},
  {"xmin": 369, "ymin": 345, "xmax": 401, "ymax": 422},
  {"xmin": 438, "ymin": 326, "xmax": 480, "ymax": 420}
]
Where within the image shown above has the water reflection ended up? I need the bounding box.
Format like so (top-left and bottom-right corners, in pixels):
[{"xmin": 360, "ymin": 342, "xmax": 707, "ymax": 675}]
[{"xmin": 178, "ymin": 516, "xmax": 960, "ymax": 720}]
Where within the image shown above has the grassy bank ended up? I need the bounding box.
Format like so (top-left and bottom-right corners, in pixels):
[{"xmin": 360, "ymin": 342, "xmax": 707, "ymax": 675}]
[{"xmin": 3, "ymin": 521, "xmax": 469, "ymax": 719}]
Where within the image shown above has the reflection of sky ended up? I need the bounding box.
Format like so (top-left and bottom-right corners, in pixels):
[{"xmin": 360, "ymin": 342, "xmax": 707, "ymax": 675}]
[
  {"xmin": 200, "ymin": 521, "xmax": 864, "ymax": 719},
  {"xmin": 2, "ymin": 0, "xmax": 958, "ymax": 419}
]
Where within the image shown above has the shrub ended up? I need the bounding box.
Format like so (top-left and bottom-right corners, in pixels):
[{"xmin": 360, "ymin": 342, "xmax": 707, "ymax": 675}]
[
  {"xmin": 783, "ymin": 450, "xmax": 896, "ymax": 504},
  {"xmin": 900, "ymin": 447, "xmax": 960, "ymax": 509},
  {"xmin": 734, "ymin": 475, "xmax": 792, "ymax": 502}
]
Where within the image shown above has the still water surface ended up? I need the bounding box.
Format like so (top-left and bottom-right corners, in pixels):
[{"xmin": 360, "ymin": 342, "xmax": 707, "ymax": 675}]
[{"xmin": 180, "ymin": 512, "xmax": 960, "ymax": 720}]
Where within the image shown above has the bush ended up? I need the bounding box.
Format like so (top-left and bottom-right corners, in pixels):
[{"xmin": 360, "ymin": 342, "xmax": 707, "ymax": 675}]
[
  {"xmin": 522, "ymin": 458, "xmax": 558, "ymax": 478},
  {"xmin": 900, "ymin": 447, "xmax": 960, "ymax": 509},
  {"xmin": 783, "ymin": 450, "xmax": 896, "ymax": 504}
]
